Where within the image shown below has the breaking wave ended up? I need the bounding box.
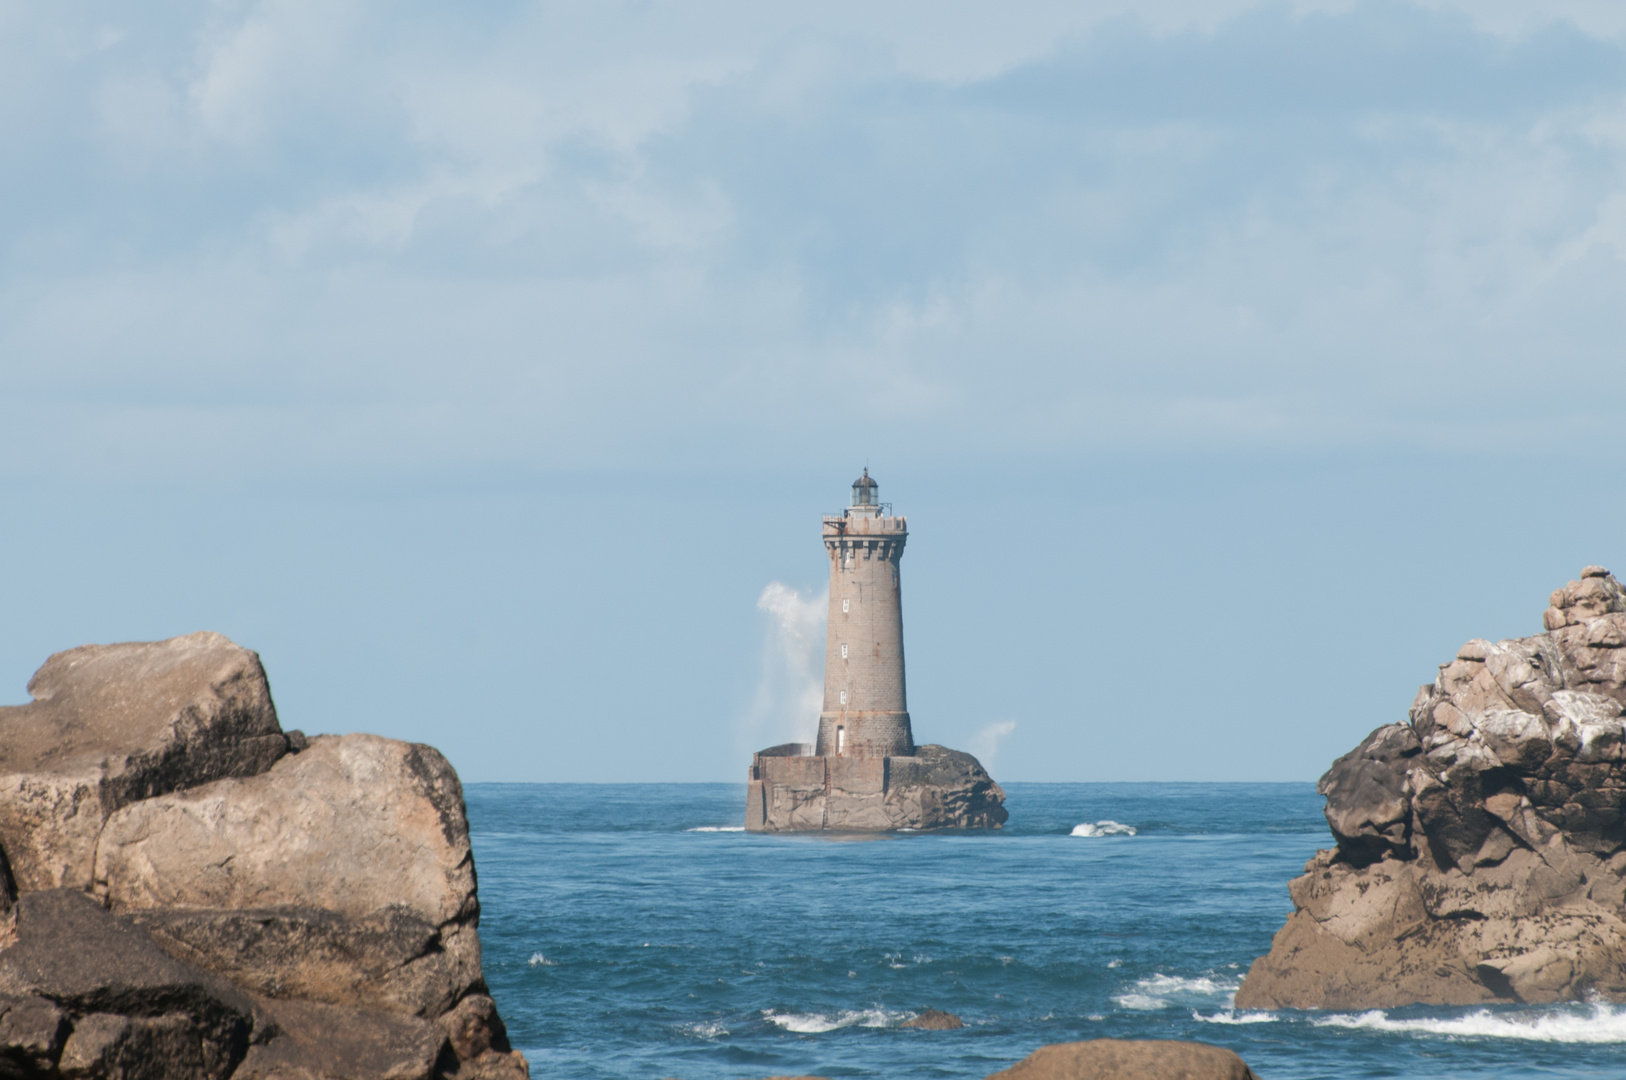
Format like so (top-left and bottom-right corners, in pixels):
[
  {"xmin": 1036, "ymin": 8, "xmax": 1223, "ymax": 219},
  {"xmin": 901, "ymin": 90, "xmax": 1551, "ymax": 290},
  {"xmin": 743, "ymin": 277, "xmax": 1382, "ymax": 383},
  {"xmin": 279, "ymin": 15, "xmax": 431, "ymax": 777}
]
[
  {"xmin": 1071, "ymin": 821, "xmax": 1137, "ymax": 837},
  {"xmin": 1112, "ymin": 973, "xmax": 1239, "ymax": 1011},
  {"xmin": 762, "ymin": 1008, "xmax": 914, "ymax": 1033},
  {"xmin": 682, "ymin": 1020, "xmax": 729, "ymax": 1039},
  {"xmin": 686, "ymin": 826, "xmax": 746, "ymax": 832},
  {"xmin": 1194, "ymin": 1010, "xmax": 1277, "ymax": 1024},
  {"xmin": 1315, "ymin": 1003, "xmax": 1626, "ymax": 1043}
]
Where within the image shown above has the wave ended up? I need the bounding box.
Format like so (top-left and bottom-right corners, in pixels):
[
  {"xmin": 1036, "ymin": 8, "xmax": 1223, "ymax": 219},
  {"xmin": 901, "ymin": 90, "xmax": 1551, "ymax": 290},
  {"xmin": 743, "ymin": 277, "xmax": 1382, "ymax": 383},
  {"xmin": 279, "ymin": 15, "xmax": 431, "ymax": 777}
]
[
  {"xmin": 683, "ymin": 1020, "xmax": 729, "ymax": 1039},
  {"xmin": 527, "ymin": 952, "xmax": 555, "ymax": 966},
  {"xmin": 1112, "ymin": 972, "xmax": 1239, "ymax": 1011},
  {"xmin": 686, "ymin": 826, "xmax": 746, "ymax": 832},
  {"xmin": 1315, "ymin": 1003, "xmax": 1626, "ymax": 1043},
  {"xmin": 762, "ymin": 1008, "xmax": 914, "ymax": 1033},
  {"xmin": 1194, "ymin": 1010, "xmax": 1277, "ymax": 1025},
  {"xmin": 1071, "ymin": 821, "xmax": 1137, "ymax": 837}
]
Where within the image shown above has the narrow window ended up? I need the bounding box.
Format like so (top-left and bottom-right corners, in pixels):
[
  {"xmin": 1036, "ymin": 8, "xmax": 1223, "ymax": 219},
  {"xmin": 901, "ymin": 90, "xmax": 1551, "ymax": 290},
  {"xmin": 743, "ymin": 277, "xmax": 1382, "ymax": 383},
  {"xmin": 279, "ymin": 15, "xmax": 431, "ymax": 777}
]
[
  {"xmin": 842, "ymin": 598, "xmax": 850, "ymax": 613},
  {"xmin": 839, "ymin": 690, "xmax": 847, "ymax": 705},
  {"xmin": 837, "ymin": 726, "xmax": 846, "ymax": 754},
  {"xmin": 840, "ymin": 643, "xmax": 848, "ymax": 659}
]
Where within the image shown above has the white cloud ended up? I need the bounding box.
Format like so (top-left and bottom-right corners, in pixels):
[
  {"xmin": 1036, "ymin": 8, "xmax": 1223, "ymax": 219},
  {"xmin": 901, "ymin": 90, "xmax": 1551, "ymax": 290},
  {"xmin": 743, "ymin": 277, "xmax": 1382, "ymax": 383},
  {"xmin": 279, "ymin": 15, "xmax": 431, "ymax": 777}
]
[{"xmin": 4, "ymin": 1, "xmax": 1626, "ymax": 483}]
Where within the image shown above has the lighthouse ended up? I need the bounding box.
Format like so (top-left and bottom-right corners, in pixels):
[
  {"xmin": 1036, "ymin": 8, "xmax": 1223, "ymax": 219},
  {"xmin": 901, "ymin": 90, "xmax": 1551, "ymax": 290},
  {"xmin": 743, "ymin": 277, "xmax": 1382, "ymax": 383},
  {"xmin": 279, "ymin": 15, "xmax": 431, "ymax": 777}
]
[
  {"xmin": 815, "ymin": 469, "xmax": 914, "ymax": 758},
  {"xmin": 745, "ymin": 470, "xmax": 1007, "ymax": 832}
]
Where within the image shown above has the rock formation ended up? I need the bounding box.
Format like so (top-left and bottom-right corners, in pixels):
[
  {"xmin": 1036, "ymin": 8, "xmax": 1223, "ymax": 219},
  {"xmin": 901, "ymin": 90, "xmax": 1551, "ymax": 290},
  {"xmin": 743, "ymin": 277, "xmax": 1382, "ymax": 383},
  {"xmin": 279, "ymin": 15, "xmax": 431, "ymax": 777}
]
[
  {"xmin": 745, "ymin": 744, "xmax": 1007, "ymax": 832},
  {"xmin": 984, "ymin": 1040, "xmax": 1260, "ymax": 1080},
  {"xmin": 749, "ymin": 1039, "xmax": 1260, "ymax": 1080},
  {"xmin": 1237, "ymin": 567, "xmax": 1626, "ymax": 1009},
  {"xmin": 0, "ymin": 632, "xmax": 528, "ymax": 1079},
  {"xmin": 900, "ymin": 1008, "xmax": 962, "ymax": 1030}
]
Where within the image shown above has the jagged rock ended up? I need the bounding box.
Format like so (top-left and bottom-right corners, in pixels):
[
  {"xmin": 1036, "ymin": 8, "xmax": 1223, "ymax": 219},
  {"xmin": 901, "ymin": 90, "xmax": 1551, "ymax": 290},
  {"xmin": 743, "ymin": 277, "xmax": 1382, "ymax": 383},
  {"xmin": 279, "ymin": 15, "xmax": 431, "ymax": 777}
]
[
  {"xmin": 58, "ymin": 1012, "xmax": 213, "ymax": 1080},
  {"xmin": 126, "ymin": 905, "xmax": 457, "ymax": 1019},
  {"xmin": 901, "ymin": 1008, "xmax": 962, "ymax": 1030},
  {"xmin": 1238, "ymin": 569, "xmax": 1626, "ymax": 1009},
  {"xmin": 0, "ymin": 634, "xmax": 530, "ymax": 1079},
  {"xmin": 0, "ymin": 633, "xmax": 289, "ymax": 894},
  {"xmin": 1319, "ymin": 723, "xmax": 1421, "ymax": 863},
  {"xmin": 435, "ymin": 995, "xmax": 529, "ymax": 1080},
  {"xmin": 0, "ymin": 994, "xmax": 68, "ymax": 1073},
  {"xmin": 985, "ymin": 1039, "xmax": 1259, "ymax": 1080},
  {"xmin": 234, "ymin": 997, "xmax": 447, "ymax": 1080},
  {"xmin": 0, "ymin": 889, "xmax": 263, "ymax": 1078},
  {"xmin": 95, "ymin": 734, "xmax": 483, "ymax": 1021},
  {"xmin": 746, "ymin": 744, "xmax": 1007, "ymax": 832}
]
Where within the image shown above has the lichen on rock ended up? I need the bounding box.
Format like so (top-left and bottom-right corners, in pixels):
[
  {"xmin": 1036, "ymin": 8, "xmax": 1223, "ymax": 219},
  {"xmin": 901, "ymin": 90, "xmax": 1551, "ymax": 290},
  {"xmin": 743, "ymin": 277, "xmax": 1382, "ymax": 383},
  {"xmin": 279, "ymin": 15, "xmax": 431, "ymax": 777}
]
[{"xmin": 1237, "ymin": 567, "xmax": 1626, "ymax": 1009}]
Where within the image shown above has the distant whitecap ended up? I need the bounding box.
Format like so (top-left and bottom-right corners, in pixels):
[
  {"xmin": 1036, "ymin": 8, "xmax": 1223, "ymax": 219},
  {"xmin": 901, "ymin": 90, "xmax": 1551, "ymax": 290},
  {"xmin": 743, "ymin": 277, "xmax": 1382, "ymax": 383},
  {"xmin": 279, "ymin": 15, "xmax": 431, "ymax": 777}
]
[
  {"xmin": 1315, "ymin": 1003, "xmax": 1626, "ymax": 1043},
  {"xmin": 763, "ymin": 1008, "xmax": 911, "ymax": 1033},
  {"xmin": 1113, "ymin": 972, "xmax": 1239, "ymax": 1011},
  {"xmin": 1071, "ymin": 821, "xmax": 1137, "ymax": 837}
]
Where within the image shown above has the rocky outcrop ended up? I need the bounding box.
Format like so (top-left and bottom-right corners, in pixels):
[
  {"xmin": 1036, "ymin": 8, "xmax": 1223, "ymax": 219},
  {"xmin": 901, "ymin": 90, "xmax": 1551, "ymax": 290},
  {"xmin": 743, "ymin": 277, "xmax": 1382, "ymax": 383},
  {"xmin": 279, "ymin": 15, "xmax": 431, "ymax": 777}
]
[
  {"xmin": 748, "ymin": 1039, "xmax": 1260, "ymax": 1080},
  {"xmin": 0, "ymin": 633, "xmax": 528, "ymax": 1079},
  {"xmin": 985, "ymin": 1039, "xmax": 1259, "ymax": 1080},
  {"xmin": 745, "ymin": 744, "xmax": 1007, "ymax": 832},
  {"xmin": 1237, "ymin": 568, "xmax": 1626, "ymax": 1009},
  {"xmin": 0, "ymin": 633, "xmax": 290, "ymax": 896},
  {"xmin": 901, "ymin": 1008, "xmax": 962, "ymax": 1030}
]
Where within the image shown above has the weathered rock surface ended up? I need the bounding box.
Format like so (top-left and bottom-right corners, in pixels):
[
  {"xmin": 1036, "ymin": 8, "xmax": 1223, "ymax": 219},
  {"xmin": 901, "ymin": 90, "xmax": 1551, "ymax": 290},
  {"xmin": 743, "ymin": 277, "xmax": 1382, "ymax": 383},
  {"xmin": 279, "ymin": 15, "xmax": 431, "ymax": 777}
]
[
  {"xmin": 0, "ymin": 890, "xmax": 262, "ymax": 1079},
  {"xmin": 1238, "ymin": 568, "xmax": 1626, "ymax": 1009},
  {"xmin": 0, "ymin": 634, "xmax": 528, "ymax": 1079},
  {"xmin": 0, "ymin": 633, "xmax": 290, "ymax": 895},
  {"xmin": 901, "ymin": 1008, "xmax": 963, "ymax": 1030},
  {"xmin": 746, "ymin": 744, "xmax": 1008, "ymax": 832},
  {"xmin": 96, "ymin": 733, "xmax": 483, "ymax": 1023},
  {"xmin": 985, "ymin": 1039, "xmax": 1259, "ymax": 1080}
]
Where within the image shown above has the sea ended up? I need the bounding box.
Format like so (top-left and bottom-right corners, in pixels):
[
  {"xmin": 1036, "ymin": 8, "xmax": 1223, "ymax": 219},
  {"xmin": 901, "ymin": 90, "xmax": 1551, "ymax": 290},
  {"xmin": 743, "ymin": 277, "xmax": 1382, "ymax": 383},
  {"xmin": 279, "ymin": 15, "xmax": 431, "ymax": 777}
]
[{"xmin": 466, "ymin": 782, "xmax": 1626, "ymax": 1079}]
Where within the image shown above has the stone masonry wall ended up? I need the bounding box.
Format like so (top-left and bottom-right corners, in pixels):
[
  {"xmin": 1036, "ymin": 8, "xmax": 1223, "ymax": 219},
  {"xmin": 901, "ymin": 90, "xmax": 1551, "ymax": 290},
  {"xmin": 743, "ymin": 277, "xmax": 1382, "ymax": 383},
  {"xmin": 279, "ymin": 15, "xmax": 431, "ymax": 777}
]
[
  {"xmin": 746, "ymin": 746, "xmax": 1007, "ymax": 832},
  {"xmin": 816, "ymin": 510, "xmax": 913, "ymax": 757}
]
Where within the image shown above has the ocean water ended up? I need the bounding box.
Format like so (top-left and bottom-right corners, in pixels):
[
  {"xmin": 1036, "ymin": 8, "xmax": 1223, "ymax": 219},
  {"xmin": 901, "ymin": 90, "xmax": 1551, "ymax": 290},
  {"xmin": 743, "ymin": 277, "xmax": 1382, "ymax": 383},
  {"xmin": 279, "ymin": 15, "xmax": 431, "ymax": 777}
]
[{"xmin": 466, "ymin": 782, "xmax": 1626, "ymax": 1079}]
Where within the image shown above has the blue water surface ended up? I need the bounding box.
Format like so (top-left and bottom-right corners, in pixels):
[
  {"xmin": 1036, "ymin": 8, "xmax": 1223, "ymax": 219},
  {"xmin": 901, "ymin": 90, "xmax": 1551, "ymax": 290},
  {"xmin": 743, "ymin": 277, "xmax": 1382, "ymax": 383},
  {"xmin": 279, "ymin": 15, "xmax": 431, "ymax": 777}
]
[{"xmin": 465, "ymin": 782, "xmax": 1626, "ymax": 1079}]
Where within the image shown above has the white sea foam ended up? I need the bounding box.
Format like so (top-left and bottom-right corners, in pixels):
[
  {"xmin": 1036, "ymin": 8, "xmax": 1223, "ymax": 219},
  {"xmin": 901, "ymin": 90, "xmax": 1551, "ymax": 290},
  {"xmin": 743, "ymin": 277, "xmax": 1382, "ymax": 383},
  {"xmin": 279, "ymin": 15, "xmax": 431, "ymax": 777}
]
[
  {"xmin": 1071, "ymin": 821, "xmax": 1137, "ymax": 837},
  {"xmin": 1112, "ymin": 973, "xmax": 1239, "ymax": 1010},
  {"xmin": 1315, "ymin": 1003, "xmax": 1626, "ymax": 1043},
  {"xmin": 686, "ymin": 826, "xmax": 746, "ymax": 832},
  {"xmin": 527, "ymin": 952, "xmax": 555, "ymax": 966},
  {"xmin": 684, "ymin": 1020, "xmax": 729, "ymax": 1039},
  {"xmin": 1114, "ymin": 993, "xmax": 1169, "ymax": 1011},
  {"xmin": 762, "ymin": 1008, "xmax": 913, "ymax": 1033},
  {"xmin": 1195, "ymin": 1010, "xmax": 1277, "ymax": 1025}
]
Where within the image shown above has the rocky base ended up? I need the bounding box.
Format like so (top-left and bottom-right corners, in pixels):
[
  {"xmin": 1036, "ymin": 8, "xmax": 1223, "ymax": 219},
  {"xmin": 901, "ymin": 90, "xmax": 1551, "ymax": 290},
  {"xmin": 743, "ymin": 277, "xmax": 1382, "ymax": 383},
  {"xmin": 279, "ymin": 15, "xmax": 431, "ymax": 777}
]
[
  {"xmin": 1237, "ymin": 568, "xmax": 1626, "ymax": 1010},
  {"xmin": 0, "ymin": 633, "xmax": 529, "ymax": 1078},
  {"xmin": 745, "ymin": 744, "xmax": 1007, "ymax": 832},
  {"xmin": 748, "ymin": 1039, "xmax": 1258, "ymax": 1080},
  {"xmin": 987, "ymin": 1040, "xmax": 1259, "ymax": 1080}
]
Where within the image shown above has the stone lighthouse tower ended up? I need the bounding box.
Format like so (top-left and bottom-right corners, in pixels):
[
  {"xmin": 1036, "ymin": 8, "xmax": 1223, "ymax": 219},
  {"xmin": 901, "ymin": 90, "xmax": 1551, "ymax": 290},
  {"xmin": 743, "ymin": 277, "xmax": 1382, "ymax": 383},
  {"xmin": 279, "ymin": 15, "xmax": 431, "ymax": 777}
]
[
  {"xmin": 744, "ymin": 470, "xmax": 1008, "ymax": 832},
  {"xmin": 815, "ymin": 469, "xmax": 914, "ymax": 758}
]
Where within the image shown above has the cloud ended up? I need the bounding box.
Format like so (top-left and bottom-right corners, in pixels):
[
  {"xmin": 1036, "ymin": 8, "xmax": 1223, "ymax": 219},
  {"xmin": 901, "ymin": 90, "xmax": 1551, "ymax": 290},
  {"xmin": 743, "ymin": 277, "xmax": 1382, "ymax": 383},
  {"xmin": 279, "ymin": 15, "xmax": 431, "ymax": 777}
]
[
  {"xmin": 741, "ymin": 582, "xmax": 827, "ymax": 752},
  {"xmin": 4, "ymin": 1, "xmax": 1626, "ymax": 483}
]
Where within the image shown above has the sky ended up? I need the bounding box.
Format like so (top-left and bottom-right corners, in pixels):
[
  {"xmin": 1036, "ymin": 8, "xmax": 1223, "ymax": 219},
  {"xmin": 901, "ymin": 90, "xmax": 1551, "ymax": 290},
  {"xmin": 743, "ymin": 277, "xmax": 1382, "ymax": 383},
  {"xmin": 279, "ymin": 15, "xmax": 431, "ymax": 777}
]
[{"xmin": 3, "ymin": 0, "xmax": 1626, "ymax": 782}]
